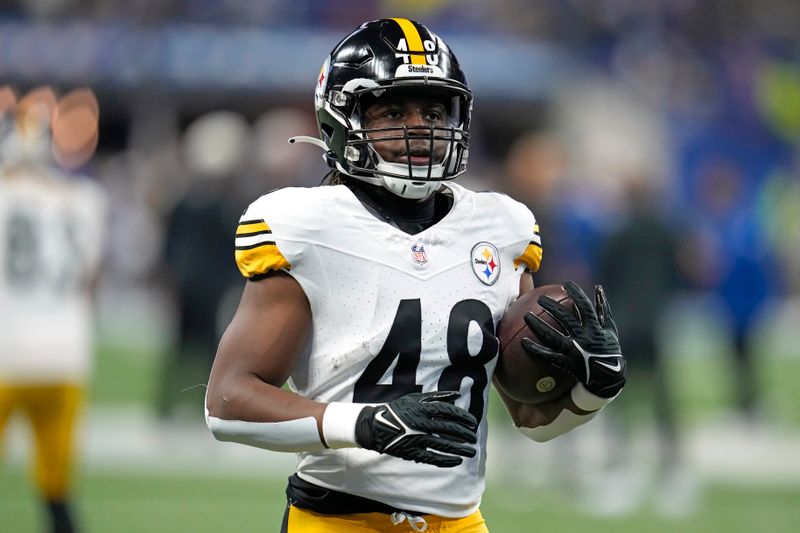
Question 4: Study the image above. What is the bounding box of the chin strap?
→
[288,136,329,151]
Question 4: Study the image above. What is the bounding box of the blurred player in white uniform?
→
[0,89,106,533]
[205,19,627,532]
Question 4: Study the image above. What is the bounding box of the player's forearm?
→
[516,407,600,442]
[497,381,615,442]
[205,373,330,452]
[206,374,479,463]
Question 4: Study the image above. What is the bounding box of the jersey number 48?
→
[353,299,498,424]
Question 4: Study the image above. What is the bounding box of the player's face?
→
[362,94,449,167]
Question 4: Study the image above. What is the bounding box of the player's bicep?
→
[519,271,534,296]
[208,271,311,401]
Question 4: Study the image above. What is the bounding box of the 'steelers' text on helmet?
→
[314,18,473,199]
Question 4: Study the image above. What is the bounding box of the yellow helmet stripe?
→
[391,18,428,65]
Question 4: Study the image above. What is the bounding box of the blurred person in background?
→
[597,173,690,514]
[689,157,780,422]
[0,87,106,533]
[158,111,250,419]
[205,18,626,532]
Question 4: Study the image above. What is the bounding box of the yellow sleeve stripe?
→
[392,18,428,65]
[514,242,543,272]
[534,224,540,235]
[237,220,270,236]
[235,244,291,277]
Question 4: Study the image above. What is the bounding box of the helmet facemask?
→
[322,79,471,199]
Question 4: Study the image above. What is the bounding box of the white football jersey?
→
[0,165,107,382]
[235,183,541,517]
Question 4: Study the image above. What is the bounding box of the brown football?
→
[494,284,577,404]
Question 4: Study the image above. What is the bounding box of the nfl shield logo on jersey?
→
[411,242,428,264]
[471,242,500,285]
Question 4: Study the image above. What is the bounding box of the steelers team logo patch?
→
[471,242,500,285]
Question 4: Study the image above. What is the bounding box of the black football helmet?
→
[298,18,472,199]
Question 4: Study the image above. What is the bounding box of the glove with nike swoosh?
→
[354,391,478,468]
[522,280,627,399]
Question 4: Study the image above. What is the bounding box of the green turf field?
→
[2,468,799,533]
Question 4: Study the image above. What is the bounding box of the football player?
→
[0,90,107,533]
[205,19,626,532]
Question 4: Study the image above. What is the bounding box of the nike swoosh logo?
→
[375,410,401,432]
[595,359,622,372]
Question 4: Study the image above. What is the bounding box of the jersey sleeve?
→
[234,189,305,278]
[234,217,291,278]
[513,222,542,272]
[495,193,542,273]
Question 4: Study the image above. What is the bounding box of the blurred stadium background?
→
[2,1,800,532]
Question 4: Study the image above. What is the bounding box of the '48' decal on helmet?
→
[395,38,438,65]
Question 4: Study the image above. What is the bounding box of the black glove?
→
[522,281,626,398]
[355,391,478,468]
